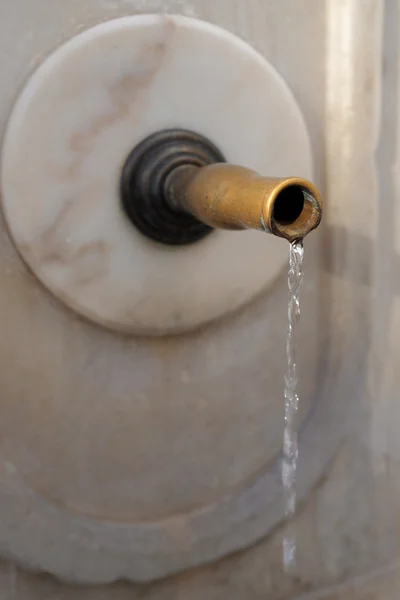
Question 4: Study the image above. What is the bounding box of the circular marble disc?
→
[1,14,313,335]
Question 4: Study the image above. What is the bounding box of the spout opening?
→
[272,186,304,226]
[270,183,322,242]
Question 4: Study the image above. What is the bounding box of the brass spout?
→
[165,164,322,243]
[121,129,323,245]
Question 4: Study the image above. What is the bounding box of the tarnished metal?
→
[121,129,322,245]
[120,129,224,245]
[167,163,323,243]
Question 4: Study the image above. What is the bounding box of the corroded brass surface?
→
[167,163,323,243]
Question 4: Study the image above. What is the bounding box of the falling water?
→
[282,239,304,570]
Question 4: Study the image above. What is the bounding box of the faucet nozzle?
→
[121,129,322,245]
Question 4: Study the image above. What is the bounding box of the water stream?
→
[282,239,304,570]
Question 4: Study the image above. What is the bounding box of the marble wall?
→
[0,0,399,598]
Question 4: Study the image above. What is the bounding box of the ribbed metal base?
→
[120,129,225,245]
